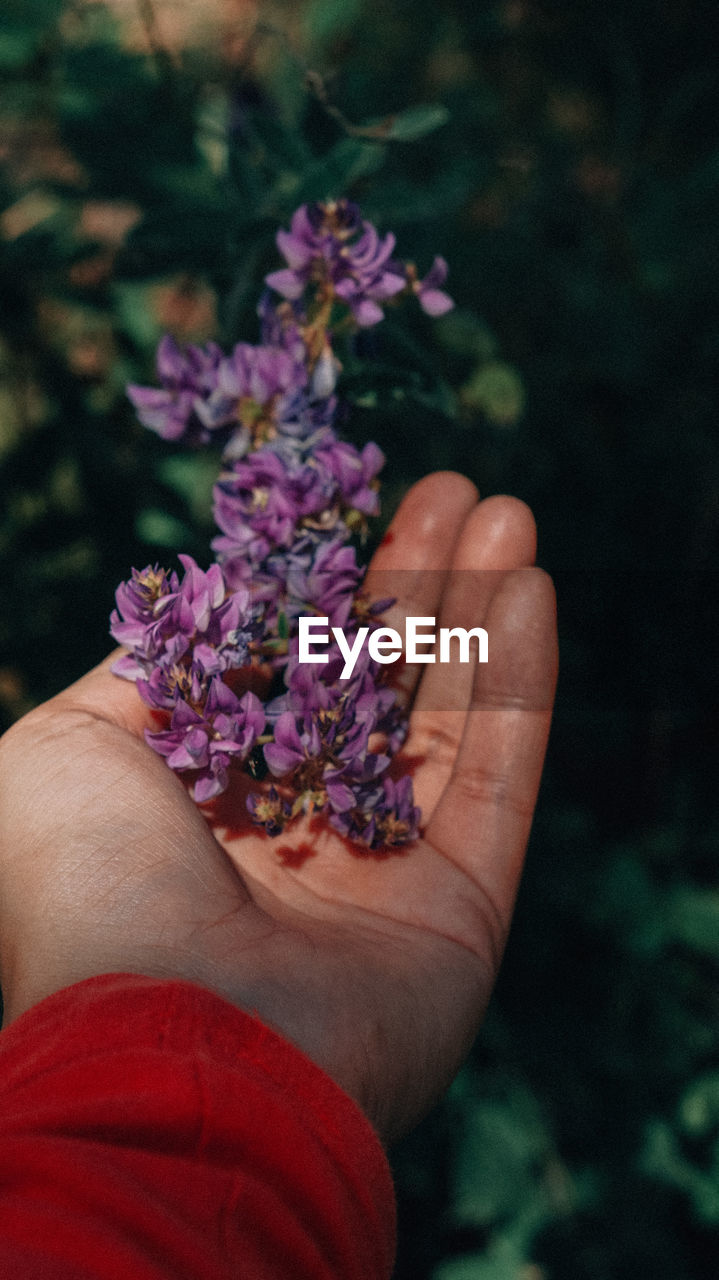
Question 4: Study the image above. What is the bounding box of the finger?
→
[402,496,538,815]
[364,471,478,705]
[368,471,479,575]
[425,567,557,968]
[412,494,537,716]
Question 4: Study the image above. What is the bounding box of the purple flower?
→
[266,200,406,327]
[257,293,307,358]
[212,438,379,608]
[285,538,364,628]
[263,690,374,790]
[213,451,331,554]
[110,564,188,680]
[128,331,336,457]
[110,564,179,661]
[328,774,420,849]
[262,656,399,824]
[247,785,292,837]
[171,555,224,630]
[259,295,343,413]
[110,557,254,690]
[314,438,384,516]
[269,646,357,720]
[127,336,224,445]
[196,342,312,456]
[264,710,318,777]
[145,680,265,803]
[410,256,454,317]
[211,502,273,588]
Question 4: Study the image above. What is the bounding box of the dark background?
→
[1,2,718,1275]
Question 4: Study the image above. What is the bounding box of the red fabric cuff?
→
[0,974,396,1279]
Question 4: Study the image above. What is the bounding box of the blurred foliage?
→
[1,1,718,1276]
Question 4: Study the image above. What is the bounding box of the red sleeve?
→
[0,974,396,1280]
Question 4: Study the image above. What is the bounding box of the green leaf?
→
[377,103,450,142]
[112,282,163,350]
[432,1244,531,1280]
[679,1072,719,1136]
[451,1094,550,1228]
[151,164,226,204]
[642,1115,719,1225]
[0,28,36,69]
[461,362,526,428]
[135,509,191,548]
[665,888,719,959]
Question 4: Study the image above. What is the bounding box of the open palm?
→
[0,473,556,1143]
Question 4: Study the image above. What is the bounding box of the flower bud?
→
[311,344,340,399]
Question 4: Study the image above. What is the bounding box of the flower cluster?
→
[112,199,452,849]
[110,557,261,801]
[266,200,453,326]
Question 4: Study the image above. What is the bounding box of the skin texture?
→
[0,473,557,1144]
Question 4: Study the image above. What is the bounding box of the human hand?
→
[0,472,557,1143]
